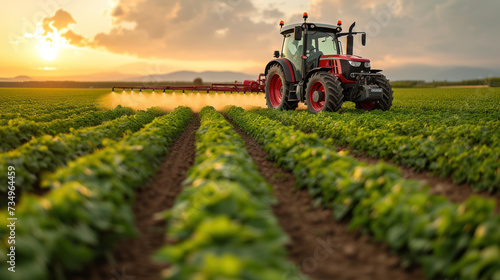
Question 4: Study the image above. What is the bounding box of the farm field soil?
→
[231,121,424,280]
[1,87,500,279]
[337,147,500,213]
[226,104,500,280]
[73,116,200,280]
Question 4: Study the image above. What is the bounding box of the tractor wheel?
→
[265,65,298,110]
[305,72,343,113]
[355,76,393,111]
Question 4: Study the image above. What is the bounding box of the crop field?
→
[0,87,500,280]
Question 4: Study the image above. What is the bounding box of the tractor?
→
[264,13,393,113]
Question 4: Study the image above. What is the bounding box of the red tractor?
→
[265,13,393,113]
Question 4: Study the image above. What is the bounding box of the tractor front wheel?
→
[265,65,298,110]
[305,72,343,113]
[355,76,393,111]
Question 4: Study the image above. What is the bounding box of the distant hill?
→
[126,71,256,83]
[0,75,33,82]
[0,70,257,84]
[384,65,500,82]
[34,72,138,82]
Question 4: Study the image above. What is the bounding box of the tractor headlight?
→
[364,62,371,68]
[348,61,362,67]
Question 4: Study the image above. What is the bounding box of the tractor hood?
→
[318,54,372,82]
[320,54,370,62]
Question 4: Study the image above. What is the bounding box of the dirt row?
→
[73,115,200,280]
[336,147,500,213]
[73,112,495,280]
[230,123,423,280]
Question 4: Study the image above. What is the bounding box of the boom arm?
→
[112,74,266,93]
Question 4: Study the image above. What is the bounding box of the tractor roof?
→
[281,23,342,35]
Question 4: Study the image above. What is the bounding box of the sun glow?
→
[37,39,59,60]
[35,30,67,61]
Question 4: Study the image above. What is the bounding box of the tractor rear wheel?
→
[355,76,393,111]
[305,72,343,113]
[265,65,298,110]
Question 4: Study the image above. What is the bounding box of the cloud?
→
[90,0,282,63]
[61,30,88,47]
[304,0,500,68]
[33,9,90,49]
[262,8,285,20]
[41,9,77,35]
[111,6,125,17]
[30,1,500,75]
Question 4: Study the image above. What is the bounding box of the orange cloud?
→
[89,0,282,62]
[37,9,89,48]
[41,9,76,35]
[61,30,88,47]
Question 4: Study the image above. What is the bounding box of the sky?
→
[1,0,499,80]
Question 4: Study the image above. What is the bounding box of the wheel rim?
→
[269,74,283,107]
[359,101,376,110]
[309,81,325,111]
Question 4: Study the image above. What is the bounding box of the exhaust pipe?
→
[346,22,355,55]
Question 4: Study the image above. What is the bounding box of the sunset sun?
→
[36,33,66,61]
[37,40,58,61]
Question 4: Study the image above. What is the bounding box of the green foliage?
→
[0,105,134,152]
[0,105,100,124]
[154,106,300,280]
[391,78,500,88]
[226,106,500,280]
[0,88,107,118]
[253,88,500,191]
[0,106,192,280]
[0,108,164,194]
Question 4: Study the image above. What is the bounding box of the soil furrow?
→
[73,114,200,280]
[336,147,500,213]
[229,120,424,280]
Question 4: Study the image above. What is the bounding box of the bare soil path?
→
[230,121,424,280]
[73,114,200,280]
[338,148,500,213]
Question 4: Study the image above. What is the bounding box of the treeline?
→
[391,77,500,88]
[0,80,210,89]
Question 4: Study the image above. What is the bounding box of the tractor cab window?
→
[282,33,303,79]
[305,32,338,71]
[315,32,338,55]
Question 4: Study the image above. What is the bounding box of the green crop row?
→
[0,105,100,125]
[0,106,134,152]
[226,106,500,280]
[0,89,106,116]
[253,108,500,149]
[388,88,500,114]
[253,109,500,192]
[0,106,192,280]
[153,106,299,280]
[0,107,164,195]
[0,104,96,119]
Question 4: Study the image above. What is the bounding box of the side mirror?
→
[294,26,302,41]
[362,33,366,46]
[273,50,280,58]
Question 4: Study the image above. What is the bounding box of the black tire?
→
[355,76,393,111]
[305,72,343,113]
[265,65,298,110]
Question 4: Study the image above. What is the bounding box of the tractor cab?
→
[265,13,393,113]
[281,23,342,79]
